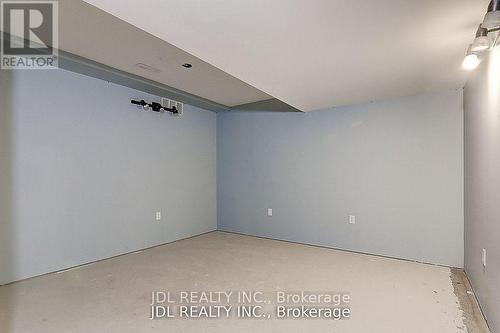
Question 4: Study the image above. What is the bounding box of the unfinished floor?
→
[0,232,489,333]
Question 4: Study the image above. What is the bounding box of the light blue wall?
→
[0,67,466,285]
[0,69,217,285]
[464,48,500,333]
[217,90,464,267]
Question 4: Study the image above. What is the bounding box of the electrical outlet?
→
[348,215,356,224]
[155,211,162,221]
[482,249,487,268]
[267,208,273,217]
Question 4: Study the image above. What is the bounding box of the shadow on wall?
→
[0,70,16,332]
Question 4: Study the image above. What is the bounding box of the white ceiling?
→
[84,0,488,111]
[58,0,271,107]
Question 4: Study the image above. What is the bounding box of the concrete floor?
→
[0,231,489,333]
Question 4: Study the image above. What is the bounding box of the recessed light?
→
[182,63,193,69]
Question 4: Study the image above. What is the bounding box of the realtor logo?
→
[1,0,58,69]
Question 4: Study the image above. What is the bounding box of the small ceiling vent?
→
[135,63,161,73]
[161,97,184,116]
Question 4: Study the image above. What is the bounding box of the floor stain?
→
[450,268,490,333]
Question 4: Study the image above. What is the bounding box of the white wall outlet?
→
[348,215,356,224]
[155,211,162,221]
[482,248,487,268]
[267,208,273,217]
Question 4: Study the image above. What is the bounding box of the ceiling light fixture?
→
[463,1,500,70]
[131,99,179,114]
[182,63,193,69]
[483,0,500,29]
[470,25,490,52]
[462,46,480,70]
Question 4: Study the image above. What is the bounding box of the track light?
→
[130,99,179,114]
[130,99,149,110]
[463,1,500,70]
[463,54,480,70]
[483,0,500,29]
[462,46,480,70]
[470,25,490,52]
